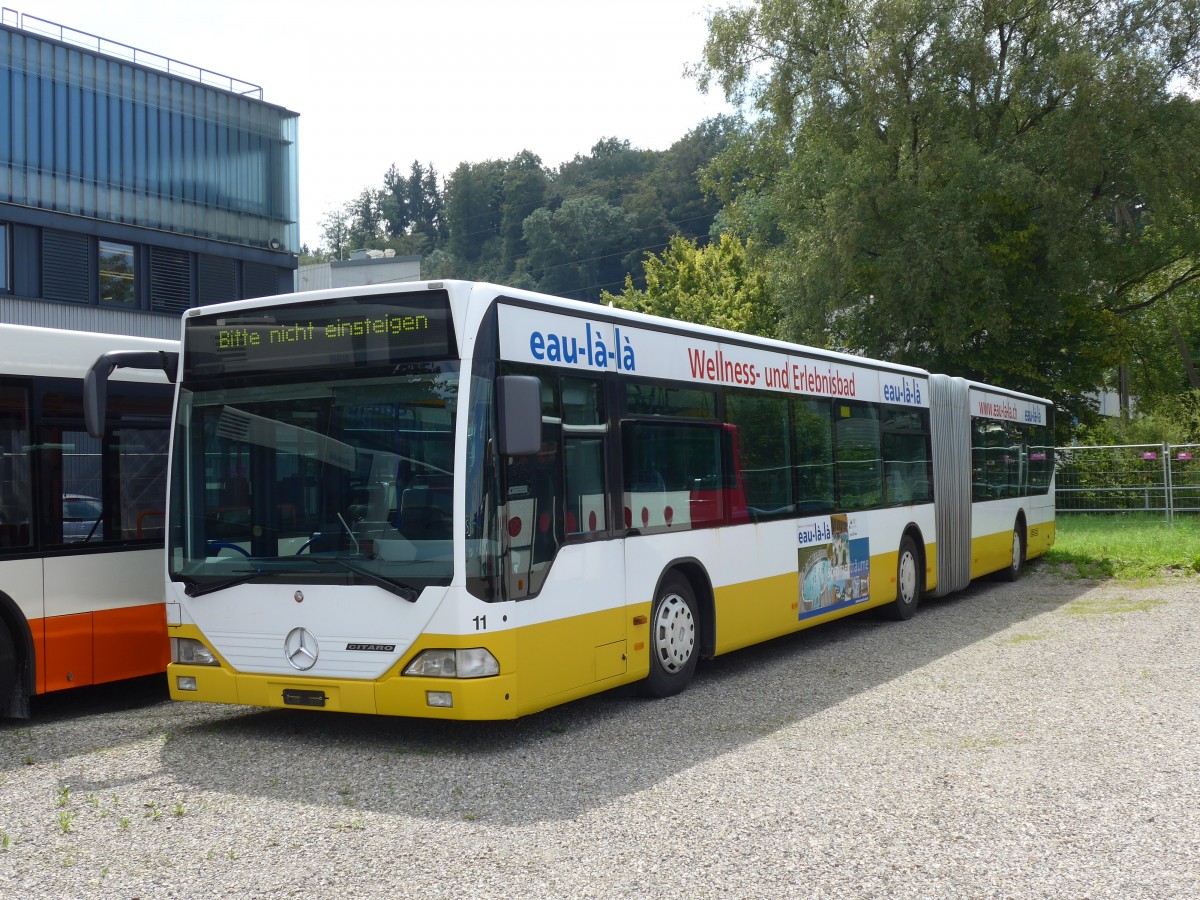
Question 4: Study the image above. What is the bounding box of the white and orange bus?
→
[0,325,174,717]
[86,281,1054,719]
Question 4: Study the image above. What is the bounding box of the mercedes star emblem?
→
[284,627,319,670]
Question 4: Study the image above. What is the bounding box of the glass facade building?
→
[0,15,299,337]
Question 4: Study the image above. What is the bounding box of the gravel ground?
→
[1,563,1197,899]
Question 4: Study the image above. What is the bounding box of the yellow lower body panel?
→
[972,520,1055,579]
[168,620,623,720]
[711,542,935,656]
[1027,520,1056,557]
[166,536,949,720]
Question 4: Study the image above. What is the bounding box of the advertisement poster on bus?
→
[497,304,929,408]
[797,514,870,619]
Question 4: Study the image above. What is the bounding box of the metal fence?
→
[1054,443,1200,523]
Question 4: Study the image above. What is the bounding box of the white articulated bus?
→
[0,325,174,717]
[86,281,1055,719]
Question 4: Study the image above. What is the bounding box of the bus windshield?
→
[169,362,458,597]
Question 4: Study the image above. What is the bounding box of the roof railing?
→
[1,7,264,99]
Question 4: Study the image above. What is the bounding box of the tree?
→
[345,188,384,250]
[603,234,777,336]
[523,196,637,300]
[319,206,351,261]
[444,160,505,264]
[698,0,1200,429]
[500,151,548,270]
[403,162,446,245]
[380,163,409,237]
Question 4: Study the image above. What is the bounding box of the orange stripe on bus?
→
[32,604,168,695]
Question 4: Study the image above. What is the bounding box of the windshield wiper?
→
[178,558,420,602]
[326,558,419,602]
[179,569,269,598]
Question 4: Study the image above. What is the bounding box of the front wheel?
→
[998,524,1025,582]
[638,573,699,698]
[882,535,920,621]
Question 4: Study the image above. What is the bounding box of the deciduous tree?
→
[699,0,1200,425]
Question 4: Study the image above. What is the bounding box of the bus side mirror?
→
[83,362,111,440]
[84,350,179,439]
[496,375,542,457]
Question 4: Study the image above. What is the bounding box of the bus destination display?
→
[185,292,454,378]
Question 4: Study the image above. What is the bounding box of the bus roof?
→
[183,279,932,380]
[0,324,176,382]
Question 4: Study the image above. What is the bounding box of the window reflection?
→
[99,241,136,306]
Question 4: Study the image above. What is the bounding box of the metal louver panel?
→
[198,256,238,306]
[149,247,192,313]
[243,262,281,299]
[42,231,90,303]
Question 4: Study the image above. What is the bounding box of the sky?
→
[20,0,737,250]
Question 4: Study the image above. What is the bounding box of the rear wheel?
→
[639,573,699,698]
[998,524,1025,582]
[882,535,920,621]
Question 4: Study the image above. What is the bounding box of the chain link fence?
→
[1055,443,1200,523]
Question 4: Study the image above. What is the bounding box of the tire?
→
[882,535,920,621]
[998,523,1025,582]
[638,573,700,698]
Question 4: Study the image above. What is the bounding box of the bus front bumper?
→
[167,662,521,720]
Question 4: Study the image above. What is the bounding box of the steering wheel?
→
[206,541,251,557]
[295,534,322,555]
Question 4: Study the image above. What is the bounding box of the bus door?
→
[506,372,626,704]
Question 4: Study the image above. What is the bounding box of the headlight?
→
[172,637,219,666]
[403,648,499,678]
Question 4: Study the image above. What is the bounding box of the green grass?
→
[1045,514,1200,579]
[1063,596,1168,615]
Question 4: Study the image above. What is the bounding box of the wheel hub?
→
[653,594,695,672]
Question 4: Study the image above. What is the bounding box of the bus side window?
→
[881,405,931,506]
[726,391,794,519]
[792,399,835,512]
[834,404,882,510]
[622,421,728,532]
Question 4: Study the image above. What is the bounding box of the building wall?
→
[0,25,298,251]
[0,18,299,336]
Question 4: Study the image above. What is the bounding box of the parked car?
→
[62,494,103,543]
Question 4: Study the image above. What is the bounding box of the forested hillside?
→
[309,119,737,303]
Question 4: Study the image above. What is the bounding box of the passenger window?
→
[972,419,1016,500]
[881,404,931,505]
[622,421,729,532]
[882,433,931,504]
[792,398,834,512]
[834,404,882,510]
[625,382,716,418]
[41,388,169,546]
[727,391,794,519]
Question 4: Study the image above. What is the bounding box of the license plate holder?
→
[282,689,326,708]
